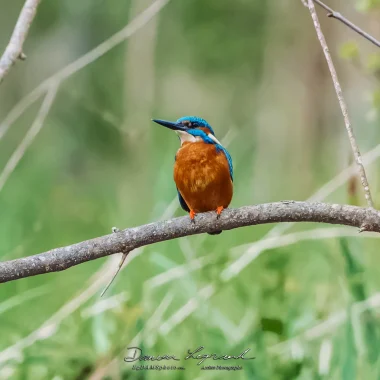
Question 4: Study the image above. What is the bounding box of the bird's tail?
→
[208,230,222,235]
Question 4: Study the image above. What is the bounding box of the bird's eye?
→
[188,122,192,127]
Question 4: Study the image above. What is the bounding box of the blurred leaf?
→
[356,0,380,11]
[2,0,380,378]
[340,239,380,364]
[340,239,365,301]
[367,53,380,74]
[339,41,359,61]
[149,252,179,271]
[372,88,380,109]
[260,317,284,336]
[341,313,357,380]
[92,314,111,355]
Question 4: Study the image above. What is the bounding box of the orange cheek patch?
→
[198,127,210,135]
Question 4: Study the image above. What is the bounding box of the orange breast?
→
[174,142,233,213]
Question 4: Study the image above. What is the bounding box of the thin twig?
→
[306,0,374,209]
[159,227,380,337]
[222,226,371,281]
[1,201,380,283]
[269,290,380,355]
[0,174,185,365]
[100,132,236,296]
[0,0,171,142]
[93,227,380,374]
[0,0,42,83]
[0,267,111,365]
[226,143,380,276]
[159,285,215,335]
[312,0,380,48]
[4,138,380,366]
[97,225,377,371]
[100,227,129,297]
[0,0,171,364]
[227,3,380,281]
[0,82,59,193]
[181,140,380,287]
[100,255,127,297]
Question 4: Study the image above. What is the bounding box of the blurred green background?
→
[1,0,380,379]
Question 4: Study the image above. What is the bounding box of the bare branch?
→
[306,0,374,208]
[0,0,171,142]
[0,0,42,84]
[313,0,380,48]
[100,227,128,297]
[0,201,380,283]
[0,82,59,193]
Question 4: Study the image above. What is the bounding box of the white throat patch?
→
[176,130,224,147]
[176,130,202,145]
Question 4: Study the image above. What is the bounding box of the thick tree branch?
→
[0,0,42,84]
[0,201,380,284]
[306,0,374,209]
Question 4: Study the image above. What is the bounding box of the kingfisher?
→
[152,116,233,235]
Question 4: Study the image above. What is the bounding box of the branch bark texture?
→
[0,0,41,83]
[306,0,374,208]
[313,0,380,48]
[1,201,380,284]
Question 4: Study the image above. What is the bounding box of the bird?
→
[152,116,233,235]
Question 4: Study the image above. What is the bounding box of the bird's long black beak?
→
[152,119,186,131]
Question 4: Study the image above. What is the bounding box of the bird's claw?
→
[190,210,196,224]
[216,206,224,219]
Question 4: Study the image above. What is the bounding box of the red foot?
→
[189,210,196,223]
[216,206,224,219]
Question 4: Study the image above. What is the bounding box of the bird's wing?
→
[216,145,233,182]
[174,153,190,212]
[201,131,233,182]
[177,188,190,212]
[221,146,233,181]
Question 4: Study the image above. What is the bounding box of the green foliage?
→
[0,0,380,379]
[339,41,360,61]
[367,53,380,75]
[356,0,380,12]
[372,88,380,109]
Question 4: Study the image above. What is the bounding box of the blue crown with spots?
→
[176,116,215,136]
